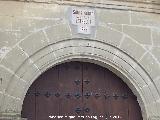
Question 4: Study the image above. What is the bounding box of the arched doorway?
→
[21,61,142,120]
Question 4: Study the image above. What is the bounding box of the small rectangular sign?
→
[71,8,95,26]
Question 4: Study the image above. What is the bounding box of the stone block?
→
[123,25,151,45]
[147,102,160,117]
[95,26,123,47]
[54,46,74,59]
[151,47,160,63]
[120,36,146,61]
[19,31,48,56]
[152,29,160,46]
[147,83,160,102]
[139,53,160,80]
[0,16,12,30]
[5,77,27,100]
[11,17,37,40]
[0,1,24,16]
[31,45,53,62]
[93,45,116,60]
[24,3,65,19]
[98,9,130,24]
[0,31,19,48]
[20,63,40,85]
[45,24,72,44]
[131,12,160,28]
[34,51,56,69]
[0,92,4,110]
[113,51,137,72]
[0,66,13,92]
[129,68,149,88]
[107,23,123,32]
[0,94,22,112]
[0,112,23,120]
[141,85,155,105]
[154,78,160,95]
[1,46,28,72]
[4,79,27,100]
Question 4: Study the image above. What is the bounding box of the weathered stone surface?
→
[131,12,160,28]
[147,83,160,103]
[0,16,12,30]
[34,50,56,69]
[0,92,4,110]
[23,3,65,18]
[139,53,160,80]
[45,24,72,43]
[152,29,160,46]
[151,47,160,63]
[0,112,23,120]
[6,77,27,100]
[0,94,22,112]
[0,1,24,16]
[1,46,27,72]
[149,116,160,120]
[95,26,123,47]
[0,0,160,119]
[129,68,147,88]
[107,23,123,32]
[0,66,13,92]
[31,45,52,61]
[19,31,48,56]
[123,25,151,45]
[120,36,146,60]
[0,31,19,48]
[141,85,155,105]
[19,64,40,85]
[113,51,137,71]
[154,78,160,95]
[98,9,130,24]
[133,64,152,85]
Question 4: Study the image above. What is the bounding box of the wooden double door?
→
[22,62,142,120]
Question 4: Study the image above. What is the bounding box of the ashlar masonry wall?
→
[0,0,160,120]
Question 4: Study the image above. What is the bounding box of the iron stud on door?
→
[45,91,51,98]
[35,91,40,97]
[95,93,100,99]
[121,93,128,99]
[65,93,72,99]
[84,80,90,84]
[75,92,81,99]
[104,94,110,100]
[113,93,119,100]
[84,92,91,99]
[75,107,82,114]
[74,80,81,85]
[55,92,60,97]
[84,108,90,113]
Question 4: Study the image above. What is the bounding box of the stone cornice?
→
[0,0,160,14]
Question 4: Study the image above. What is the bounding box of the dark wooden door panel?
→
[107,71,129,120]
[22,62,143,120]
[21,85,36,120]
[83,63,109,120]
[128,95,143,120]
[58,62,83,120]
[35,66,59,120]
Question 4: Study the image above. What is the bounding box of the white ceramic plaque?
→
[71,7,95,34]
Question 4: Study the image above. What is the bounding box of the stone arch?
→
[0,18,159,119]
[1,38,159,119]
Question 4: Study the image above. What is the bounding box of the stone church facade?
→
[0,0,160,119]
